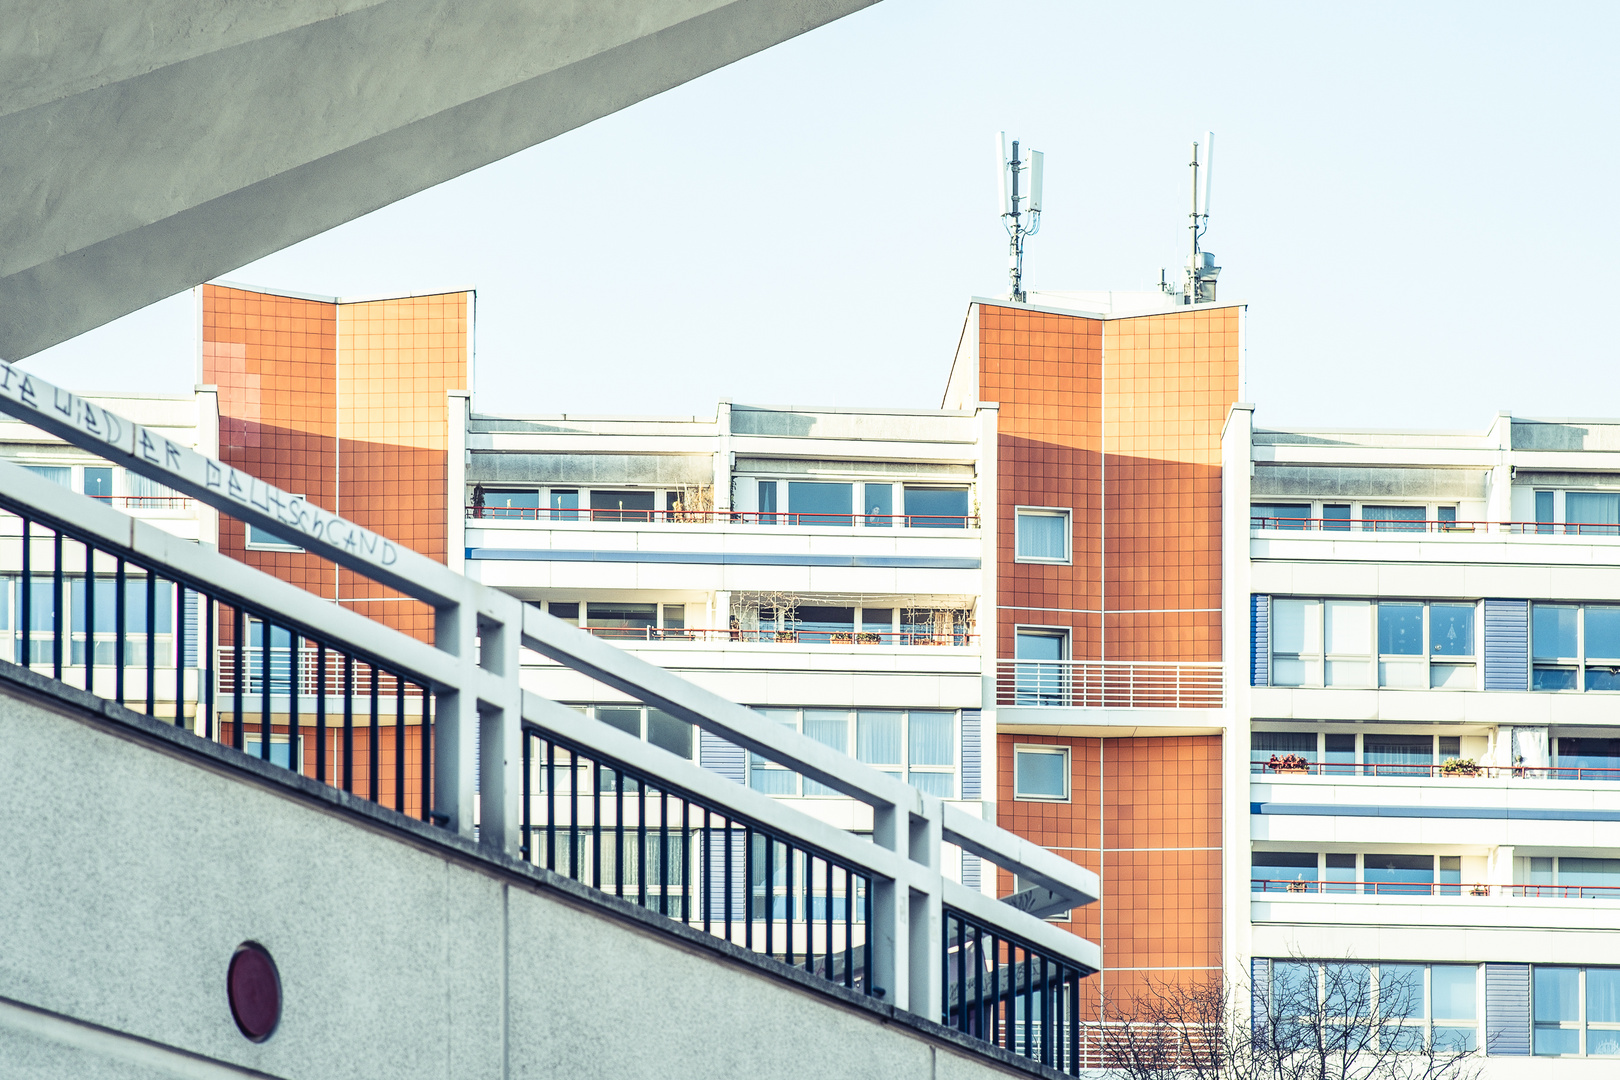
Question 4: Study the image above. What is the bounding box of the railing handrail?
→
[1252,757,1620,781]
[1252,879,1620,899]
[573,626,978,646]
[997,658,1223,669]
[993,657,1225,709]
[1251,516,1620,536]
[467,506,980,528]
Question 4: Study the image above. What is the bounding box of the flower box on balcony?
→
[1441,757,1482,778]
[1469,885,1490,897]
[829,633,855,644]
[856,633,881,645]
[1285,880,1310,893]
[1266,754,1312,775]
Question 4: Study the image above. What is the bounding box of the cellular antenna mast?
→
[1181,131,1220,304]
[996,133,1043,303]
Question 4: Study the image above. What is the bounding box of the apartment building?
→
[7,279,1617,1074]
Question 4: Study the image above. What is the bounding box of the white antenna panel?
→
[1027,150,1044,213]
[996,131,1011,215]
[1199,131,1214,217]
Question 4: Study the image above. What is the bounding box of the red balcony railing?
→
[468,506,978,528]
[1252,758,1620,782]
[1253,879,1620,899]
[574,626,977,647]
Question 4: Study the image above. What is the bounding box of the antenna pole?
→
[999,136,1042,304]
[1187,141,1200,305]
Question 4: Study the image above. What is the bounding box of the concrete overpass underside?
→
[0,662,1048,1080]
[0,0,875,360]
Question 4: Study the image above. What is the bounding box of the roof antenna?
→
[1182,132,1220,304]
[996,133,1043,303]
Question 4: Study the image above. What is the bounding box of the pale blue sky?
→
[23,0,1620,430]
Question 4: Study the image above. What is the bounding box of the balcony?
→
[1253,759,1620,782]
[469,506,979,529]
[579,626,976,647]
[1251,880,1620,934]
[994,659,1223,709]
[1252,516,1619,537]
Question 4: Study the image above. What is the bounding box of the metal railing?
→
[0,493,438,819]
[520,720,875,993]
[576,626,976,647]
[943,907,1088,1073]
[1252,516,1620,537]
[1253,879,1620,899]
[0,362,1100,1063]
[995,659,1224,709]
[1253,758,1620,782]
[469,506,978,529]
[91,495,193,510]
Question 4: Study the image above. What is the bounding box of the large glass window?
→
[787,482,852,527]
[856,711,902,779]
[1252,851,1317,891]
[903,487,969,528]
[1013,746,1068,801]
[862,481,894,526]
[1531,603,1620,691]
[548,489,579,521]
[1015,508,1070,562]
[1557,737,1620,775]
[585,602,657,639]
[793,605,855,643]
[1364,735,1433,777]
[800,710,849,796]
[1324,601,1371,687]
[1271,599,1477,690]
[21,464,70,487]
[1271,598,1322,687]
[83,466,113,500]
[1429,603,1476,691]
[1431,965,1478,1052]
[1590,969,1620,1056]
[1251,503,1311,530]
[907,711,955,796]
[1377,602,1424,688]
[589,489,654,523]
[1566,492,1620,536]
[748,709,800,795]
[1362,505,1426,532]
[1363,853,1434,895]
[1536,968,1581,1055]
[1257,961,1476,1053]
[482,489,539,516]
[1013,628,1067,705]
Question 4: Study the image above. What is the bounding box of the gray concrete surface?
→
[0,0,876,360]
[0,669,1062,1080]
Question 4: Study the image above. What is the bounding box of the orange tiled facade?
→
[978,302,1240,1011]
[202,284,468,641]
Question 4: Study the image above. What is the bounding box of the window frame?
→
[1269,598,1479,691]
[245,493,307,552]
[1531,602,1620,693]
[1014,505,1072,565]
[744,707,959,799]
[1012,743,1071,802]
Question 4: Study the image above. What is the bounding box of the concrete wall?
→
[0,666,1055,1080]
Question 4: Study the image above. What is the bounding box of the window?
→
[757,481,777,525]
[1537,968,1581,1055]
[21,464,71,487]
[1013,745,1069,801]
[246,492,305,551]
[548,489,579,521]
[1271,599,1476,689]
[746,707,958,798]
[1536,490,1556,534]
[862,481,894,526]
[1251,503,1312,529]
[482,489,539,517]
[1364,735,1432,777]
[1532,602,1620,691]
[589,489,654,523]
[588,705,693,760]
[1323,504,1351,531]
[1256,960,1477,1053]
[1364,853,1434,895]
[1015,507,1070,563]
[1557,737,1620,774]
[793,605,855,643]
[1566,492,1620,536]
[1362,505,1426,532]
[1013,628,1067,705]
[1252,852,1317,891]
[584,602,657,639]
[83,467,113,500]
[547,601,579,626]
[127,472,180,510]
[904,486,969,528]
[1251,731,1316,773]
[786,482,852,527]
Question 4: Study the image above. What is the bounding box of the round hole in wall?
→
[226,942,281,1042]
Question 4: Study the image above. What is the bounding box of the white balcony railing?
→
[995,659,1224,709]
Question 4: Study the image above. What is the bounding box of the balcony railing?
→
[578,626,976,647]
[1253,758,1620,782]
[0,368,1100,1072]
[995,659,1224,709]
[1253,880,1620,899]
[91,495,194,510]
[1252,516,1620,536]
[468,506,978,529]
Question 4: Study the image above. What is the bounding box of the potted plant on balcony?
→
[1441,757,1482,778]
[1469,884,1490,896]
[830,632,855,644]
[1266,753,1311,775]
[1285,877,1310,893]
[856,632,881,645]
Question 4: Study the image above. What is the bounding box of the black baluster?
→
[316,643,326,786]
[420,684,432,821]
[144,572,155,715]
[342,653,353,792]
[259,619,271,760]
[52,530,62,682]
[368,662,378,801]
[83,543,95,694]
[232,606,244,751]
[520,732,531,863]
[19,519,30,673]
[203,596,214,740]
[394,673,404,811]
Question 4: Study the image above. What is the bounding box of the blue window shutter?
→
[1485,963,1531,1055]
[1484,600,1529,691]
[960,710,981,799]
[1251,595,1270,687]
[700,729,746,784]
[1251,958,1271,1033]
[960,852,981,890]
